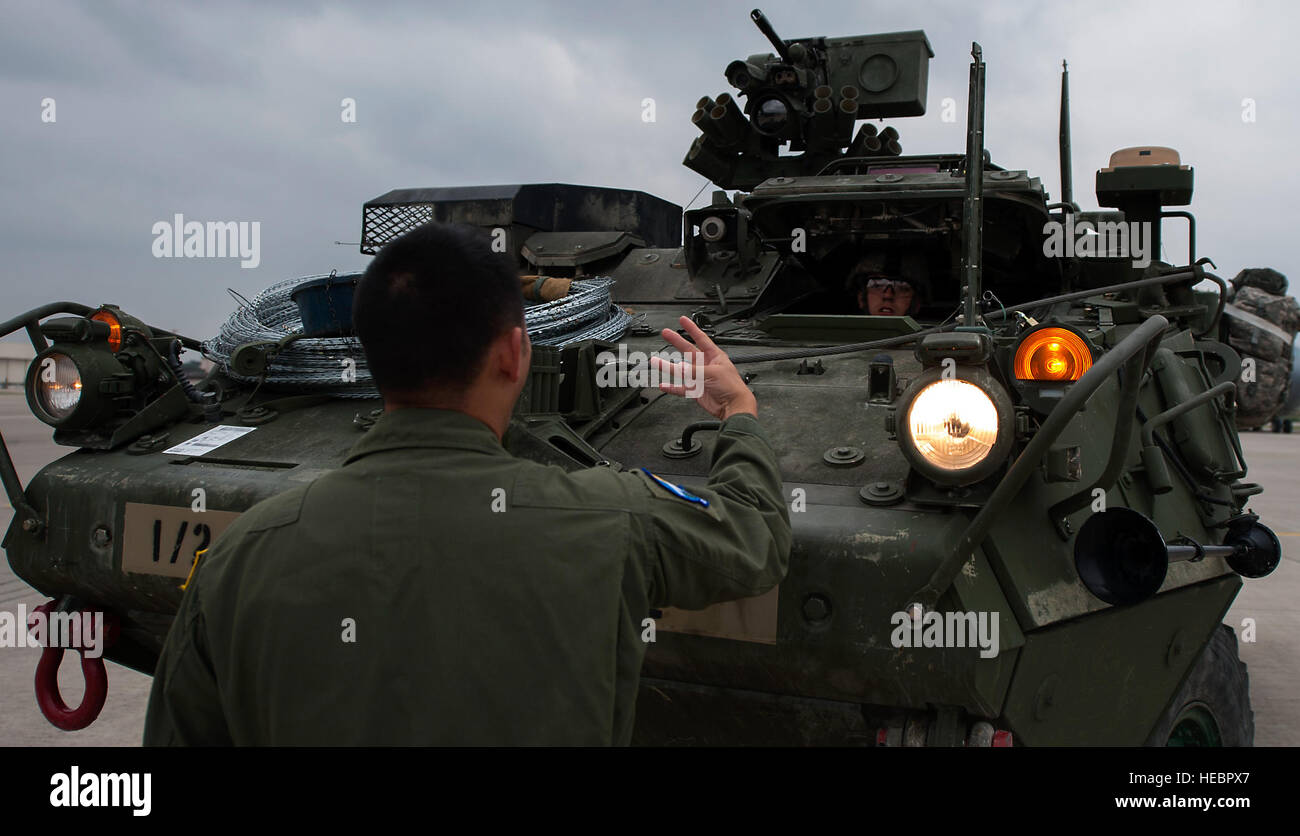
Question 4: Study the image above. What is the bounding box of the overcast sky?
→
[1,0,1296,343]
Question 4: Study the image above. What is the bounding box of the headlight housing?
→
[1008,323,1099,416]
[896,366,1014,486]
[20,308,195,449]
[26,344,123,430]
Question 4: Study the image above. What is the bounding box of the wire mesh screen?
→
[360,203,435,254]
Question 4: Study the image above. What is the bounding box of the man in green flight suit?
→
[144,221,792,745]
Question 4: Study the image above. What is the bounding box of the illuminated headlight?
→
[908,380,999,469]
[26,345,121,430]
[897,368,1014,486]
[32,353,83,420]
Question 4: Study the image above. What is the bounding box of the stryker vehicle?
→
[1,9,1283,745]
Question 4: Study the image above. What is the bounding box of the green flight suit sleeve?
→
[142,551,233,746]
[633,412,793,610]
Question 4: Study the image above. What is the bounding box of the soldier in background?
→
[144,221,792,746]
[847,253,925,316]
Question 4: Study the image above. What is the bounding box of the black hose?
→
[166,340,207,404]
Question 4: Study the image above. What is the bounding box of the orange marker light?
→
[1014,327,1092,382]
[90,310,122,352]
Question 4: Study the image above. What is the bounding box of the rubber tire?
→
[1146,624,1254,746]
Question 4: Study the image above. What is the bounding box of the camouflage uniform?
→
[1226,269,1300,428]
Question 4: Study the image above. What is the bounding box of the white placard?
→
[161,425,257,456]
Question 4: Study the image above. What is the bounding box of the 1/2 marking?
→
[122,502,241,579]
[151,519,211,564]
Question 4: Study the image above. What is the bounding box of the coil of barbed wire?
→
[203,274,631,397]
[525,278,632,346]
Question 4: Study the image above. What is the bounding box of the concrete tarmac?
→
[1225,428,1300,745]
[0,391,1296,745]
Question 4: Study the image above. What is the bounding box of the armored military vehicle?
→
[1,9,1282,745]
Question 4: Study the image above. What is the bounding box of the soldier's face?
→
[862,278,914,316]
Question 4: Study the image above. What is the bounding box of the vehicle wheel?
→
[1145,624,1253,746]
[1285,419,1293,434]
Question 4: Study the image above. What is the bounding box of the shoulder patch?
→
[639,468,710,508]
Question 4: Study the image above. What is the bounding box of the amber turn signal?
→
[1014,327,1092,382]
[90,310,122,352]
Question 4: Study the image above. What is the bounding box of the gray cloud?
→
[1,0,1296,343]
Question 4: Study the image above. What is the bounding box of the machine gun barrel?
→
[750,8,792,63]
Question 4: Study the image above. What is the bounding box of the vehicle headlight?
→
[26,341,123,431]
[22,310,191,447]
[32,353,83,420]
[907,380,1000,470]
[897,367,1014,486]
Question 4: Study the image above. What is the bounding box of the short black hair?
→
[354,222,524,396]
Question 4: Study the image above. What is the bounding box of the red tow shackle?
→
[27,600,121,731]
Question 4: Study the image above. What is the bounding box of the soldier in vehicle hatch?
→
[847,253,925,317]
[144,221,793,746]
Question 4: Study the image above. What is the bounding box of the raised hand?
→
[650,316,758,421]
